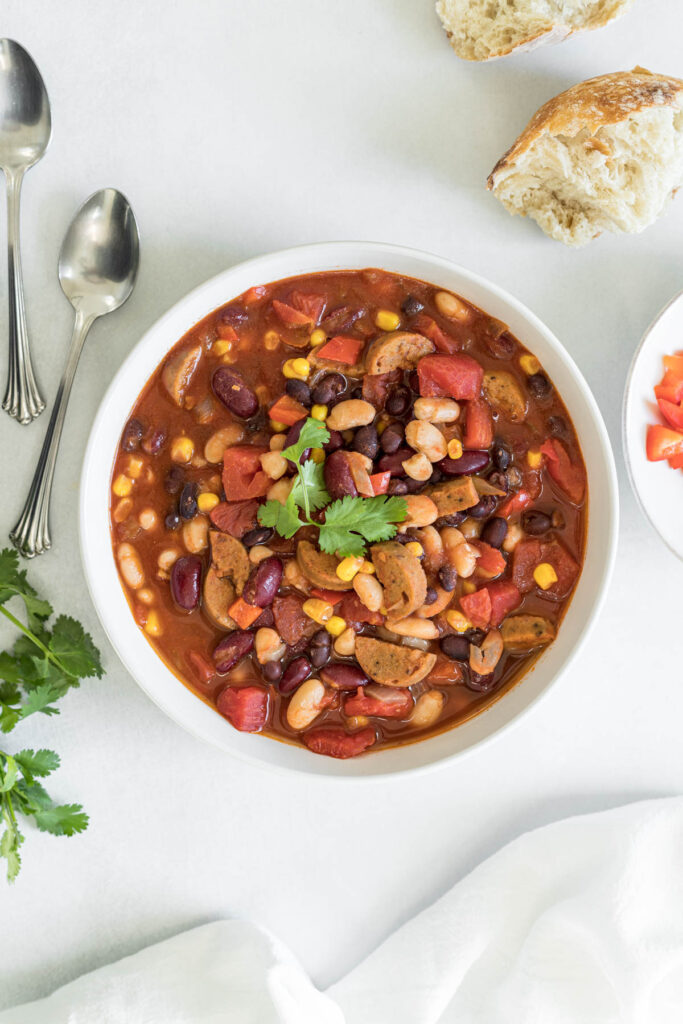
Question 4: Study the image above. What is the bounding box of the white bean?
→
[326,399,375,431]
[398,494,439,531]
[182,516,209,553]
[413,397,460,423]
[434,290,471,322]
[118,543,145,589]
[405,420,447,463]
[249,545,274,564]
[204,424,246,463]
[409,690,445,728]
[334,627,356,657]
[138,508,158,531]
[260,450,288,480]
[402,452,432,481]
[452,542,478,578]
[157,547,181,572]
[387,616,439,640]
[254,627,286,664]
[286,678,327,731]
[267,478,293,504]
[460,517,481,540]
[284,559,310,592]
[353,572,384,613]
[270,433,287,451]
[503,523,523,553]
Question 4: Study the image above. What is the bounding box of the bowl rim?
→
[79,239,619,780]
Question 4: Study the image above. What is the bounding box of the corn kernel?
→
[325,616,347,637]
[405,541,424,559]
[310,328,326,346]
[336,556,363,582]
[127,456,144,479]
[302,598,334,624]
[447,610,471,633]
[342,429,354,443]
[213,339,232,357]
[283,358,310,380]
[527,449,543,469]
[171,436,195,464]
[462,580,477,594]
[112,474,133,497]
[269,419,288,432]
[534,563,558,590]
[144,611,163,637]
[310,447,325,464]
[360,560,375,575]
[376,420,387,436]
[520,354,541,376]
[447,438,463,460]
[264,330,280,351]
[311,404,328,421]
[375,309,400,332]
[197,492,220,513]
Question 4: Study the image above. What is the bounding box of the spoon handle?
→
[2,170,45,424]
[10,311,93,557]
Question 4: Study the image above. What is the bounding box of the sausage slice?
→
[296,540,353,591]
[203,567,237,629]
[482,370,527,423]
[355,636,436,687]
[370,541,427,619]
[365,332,434,375]
[161,344,202,406]
[500,614,556,651]
[209,530,250,595]
[425,476,480,517]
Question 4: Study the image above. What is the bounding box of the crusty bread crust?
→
[489,68,683,187]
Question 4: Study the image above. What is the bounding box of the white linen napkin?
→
[4,797,683,1024]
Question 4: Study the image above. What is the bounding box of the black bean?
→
[262,660,282,683]
[388,479,408,495]
[491,443,511,472]
[548,415,568,439]
[468,496,497,520]
[405,477,425,493]
[425,588,438,605]
[351,386,363,400]
[242,527,273,548]
[435,512,466,529]
[352,425,379,460]
[311,373,346,406]
[212,366,259,419]
[164,465,185,495]
[121,418,144,451]
[439,450,490,475]
[466,672,497,693]
[142,427,167,455]
[385,386,412,417]
[481,517,508,548]
[438,565,458,591]
[429,466,443,485]
[164,511,181,531]
[285,379,312,406]
[466,629,486,647]
[487,471,509,493]
[402,295,424,317]
[280,656,312,695]
[179,483,198,520]
[440,635,469,661]
[380,422,405,454]
[527,373,552,400]
[521,510,553,535]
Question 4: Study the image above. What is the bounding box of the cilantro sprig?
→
[258,417,407,556]
[0,549,102,882]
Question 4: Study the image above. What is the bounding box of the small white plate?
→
[624,289,683,560]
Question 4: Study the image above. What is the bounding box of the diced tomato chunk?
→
[216,323,238,342]
[338,591,384,626]
[317,336,364,365]
[459,588,492,630]
[428,657,464,685]
[273,594,311,646]
[272,299,313,326]
[646,424,683,462]
[417,353,484,401]
[210,499,259,538]
[187,650,216,686]
[540,438,586,504]
[243,285,267,305]
[268,394,309,426]
[217,685,269,733]
[369,471,391,495]
[344,686,412,719]
[362,369,401,407]
[512,539,580,601]
[222,446,270,500]
[511,539,543,594]
[657,398,683,432]
[303,726,376,758]
[290,291,325,323]
[413,313,460,354]
[310,588,345,606]
[472,541,506,580]
[483,581,522,626]
[463,399,494,450]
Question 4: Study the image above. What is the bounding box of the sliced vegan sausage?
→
[483,370,527,423]
[500,614,556,650]
[355,636,436,687]
[296,539,353,591]
[203,567,237,629]
[161,344,202,406]
[370,541,427,619]
[209,530,251,595]
[425,476,480,517]
[365,331,434,375]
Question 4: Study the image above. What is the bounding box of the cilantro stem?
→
[0,606,72,678]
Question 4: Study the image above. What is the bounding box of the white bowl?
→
[80,241,618,779]
[623,289,683,560]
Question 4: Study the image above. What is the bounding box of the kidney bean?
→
[405,477,425,493]
[439,450,490,475]
[408,371,420,394]
[438,565,458,591]
[262,660,283,683]
[352,425,379,460]
[324,450,358,500]
[527,373,552,400]
[481,516,508,548]
[320,663,368,691]
[522,510,553,535]
[280,656,312,695]
[243,526,273,548]
[402,295,424,317]
[491,443,511,472]
[486,331,516,359]
[429,466,443,485]
[466,671,497,693]
[388,479,408,495]
[468,495,497,520]
[385,385,412,417]
[213,630,254,674]
[324,429,344,453]
[164,465,185,494]
[121,418,144,451]
[466,629,487,646]
[312,373,346,407]
[142,427,167,455]
[243,556,283,607]
[310,629,332,669]
[285,379,311,406]
[380,422,405,454]
[219,304,248,328]
[179,482,198,520]
[165,511,181,531]
[441,635,470,661]
[212,366,259,418]
[170,555,202,610]
[377,447,413,477]
[548,415,568,439]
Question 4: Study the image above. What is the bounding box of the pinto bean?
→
[212,366,259,418]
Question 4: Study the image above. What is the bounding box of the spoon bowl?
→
[0,39,51,170]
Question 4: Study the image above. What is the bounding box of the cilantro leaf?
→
[281,418,329,465]
[258,497,303,539]
[290,460,330,512]
[14,749,60,782]
[319,495,408,556]
[257,501,283,528]
[49,616,103,680]
[0,549,53,632]
[0,817,23,883]
[33,804,89,837]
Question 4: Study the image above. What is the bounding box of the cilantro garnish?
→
[0,549,102,882]
[258,417,407,556]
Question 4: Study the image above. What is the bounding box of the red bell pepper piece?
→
[369,471,391,495]
[272,299,313,326]
[317,335,364,365]
[472,541,506,580]
[290,291,325,323]
[657,398,683,432]
[413,314,460,354]
[646,424,683,462]
[482,581,522,626]
[268,394,309,426]
[310,588,345,606]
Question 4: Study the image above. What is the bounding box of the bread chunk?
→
[488,68,683,247]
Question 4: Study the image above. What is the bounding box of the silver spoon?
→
[0,39,51,424]
[10,188,140,557]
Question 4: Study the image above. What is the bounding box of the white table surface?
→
[2,0,682,1009]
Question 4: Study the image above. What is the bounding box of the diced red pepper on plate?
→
[646,424,683,462]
